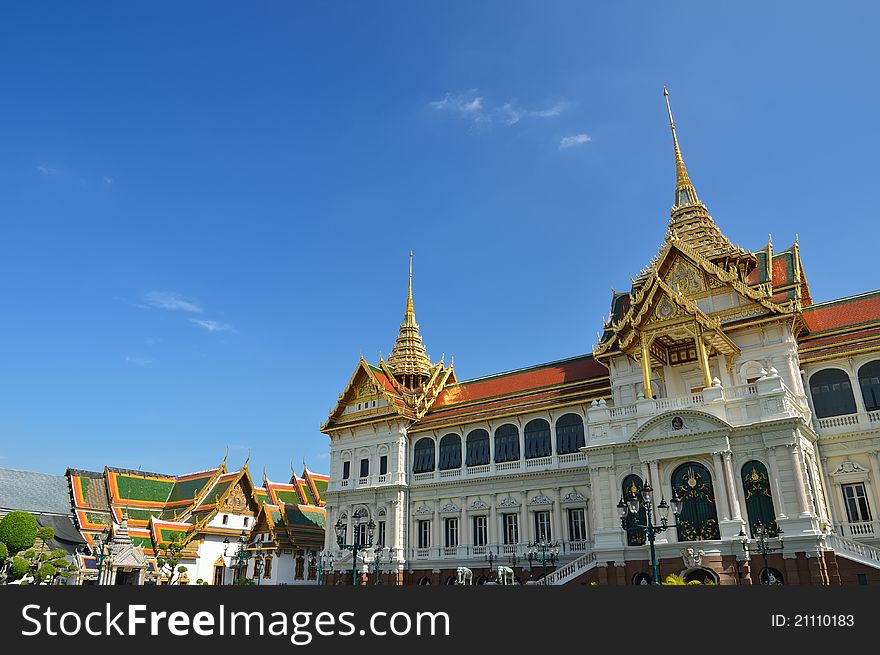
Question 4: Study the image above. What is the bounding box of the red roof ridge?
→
[448,353,599,388]
[802,288,880,311]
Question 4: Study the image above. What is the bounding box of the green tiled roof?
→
[83,511,111,526]
[274,489,300,504]
[125,508,163,522]
[114,473,175,503]
[311,479,328,501]
[284,505,325,529]
[200,479,232,506]
[167,475,214,503]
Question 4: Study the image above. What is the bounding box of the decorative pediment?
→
[831,461,869,476]
[415,505,431,515]
[220,481,255,517]
[440,501,459,513]
[498,496,519,509]
[595,239,796,361]
[528,492,553,506]
[469,498,489,511]
[665,256,706,296]
[561,491,586,504]
[631,410,731,443]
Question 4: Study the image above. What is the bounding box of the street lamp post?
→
[507,553,521,582]
[527,538,560,584]
[372,547,395,585]
[311,551,334,585]
[253,541,265,586]
[232,531,251,585]
[617,483,682,585]
[335,510,375,586]
[739,523,784,585]
[485,547,497,581]
[90,527,111,585]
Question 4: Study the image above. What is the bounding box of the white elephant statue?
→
[455,567,473,585]
[496,565,515,585]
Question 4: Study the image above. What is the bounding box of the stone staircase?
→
[537,551,597,585]
[826,534,880,570]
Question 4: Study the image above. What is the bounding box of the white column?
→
[489,496,498,548]
[712,453,731,521]
[790,444,811,516]
[869,452,880,521]
[604,467,616,528]
[723,451,744,521]
[819,457,837,526]
[520,491,530,546]
[460,499,467,553]
[433,504,441,555]
[767,447,787,518]
[552,488,563,544]
[590,469,605,531]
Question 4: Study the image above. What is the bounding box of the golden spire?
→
[664,86,699,208]
[405,249,415,326]
[387,250,432,390]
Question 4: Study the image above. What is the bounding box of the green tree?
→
[0,512,38,555]
[155,533,188,584]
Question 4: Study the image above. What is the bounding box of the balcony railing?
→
[816,411,880,435]
[836,521,879,539]
[407,541,590,562]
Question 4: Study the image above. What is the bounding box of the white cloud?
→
[103,176,114,186]
[125,355,154,367]
[190,318,233,333]
[37,165,61,176]
[143,291,204,313]
[559,133,592,149]
[430,90,566,128]
[500,101,567,125]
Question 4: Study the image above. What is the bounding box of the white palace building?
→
[320,91,880,586]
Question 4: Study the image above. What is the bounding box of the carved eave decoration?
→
[378,359,456,418]
[321,357,410,432]
[594,238,799,363]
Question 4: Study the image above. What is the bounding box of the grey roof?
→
[0,468,73,516]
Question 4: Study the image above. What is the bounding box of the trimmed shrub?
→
[36,563,57,583]
[9,556,30,580]
[0,542,8,561]
[0,512,38,554]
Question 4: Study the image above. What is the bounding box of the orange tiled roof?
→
[412,355,608,431]
[801,291,880,334]
[432,355,606,408]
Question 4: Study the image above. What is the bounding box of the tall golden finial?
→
[388,250,433,390]
[405,249,415,325]
[664,86,699,208]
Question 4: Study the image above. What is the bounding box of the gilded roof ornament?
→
[387,251,433,389]
[664,86,699,208]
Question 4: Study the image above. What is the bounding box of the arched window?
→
[809,369,857,418]
[524,419,551,459]
[741,461,778,536]
[858,360,880,412]
[418,576,432,586]
[671,462,720,541]
[556,414,585,454]
[465,429,490,467]
[494,424,520,463]
[438,434,462,470]
[412,438,435,474]
[622,474,647,546]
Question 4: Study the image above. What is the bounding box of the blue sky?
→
[1,2,879,479]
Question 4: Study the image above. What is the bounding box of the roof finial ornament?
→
[664,86,699,209]
[388,250,433,389]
